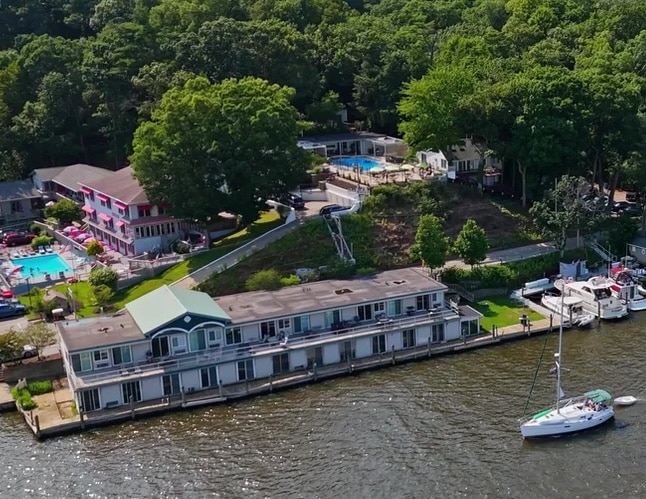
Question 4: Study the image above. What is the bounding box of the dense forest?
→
[0,0,645,206]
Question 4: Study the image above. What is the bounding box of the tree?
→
[88,266,118,291]
[245,269,283,291]
[92,284,114,309]
[86,239,104,257]
[132,77,311,226]
[409,214,449,272]
[0,328,26,362]
[31,234,53,249]
[44,198,82,226]
[529,176,606,256]
[454,219,489,268]
[21,322,56,360]
[606,215,639,258]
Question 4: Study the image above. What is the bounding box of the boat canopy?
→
[585,389,612,403]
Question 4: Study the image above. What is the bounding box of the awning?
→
[116,221,125,227]
[81,205,95,214]
[137,204,152,210]
[98,213,112,222]
[114,200,128,210]
[79,186,92,195]
[96,193,109,202]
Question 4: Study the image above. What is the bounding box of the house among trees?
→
[31,164,114,204]
[298,132,407,160]
[416,138,503,186]
[0,180,42,227]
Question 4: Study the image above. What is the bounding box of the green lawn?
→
[111,211,282,308]
[471,295,544,331]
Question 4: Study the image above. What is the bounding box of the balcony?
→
[68,306,460,389]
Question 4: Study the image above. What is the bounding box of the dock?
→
[3,314,571,441]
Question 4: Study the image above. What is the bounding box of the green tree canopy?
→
[132,76,311,225]
[409,214,448,271]
[43,198,82,226]
[454,219,489,268]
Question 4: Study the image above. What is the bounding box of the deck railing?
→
[70,307,460,387]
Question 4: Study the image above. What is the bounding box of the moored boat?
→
[609,268,646,312]
[541,295,595,327]
[554,277,628,320]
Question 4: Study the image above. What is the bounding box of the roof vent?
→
[393,280,406,285]
[334,288,353,295]
[239,305,252,309]
[98,327,109,334]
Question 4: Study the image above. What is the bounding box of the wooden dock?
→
[6,316,570,441]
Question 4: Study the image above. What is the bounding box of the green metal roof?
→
[125,285,231,336]
[585,389,612,403]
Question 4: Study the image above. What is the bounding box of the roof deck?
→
[215,267,447,323]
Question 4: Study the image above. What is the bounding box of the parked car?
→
[625,191,638,203]
[621,204,642,217]
[282,193,305,210]
[612,201,632,213]
[319,204,346,216]
[0,344,37,364]
[3,232,35,247]
[0,303,26,320]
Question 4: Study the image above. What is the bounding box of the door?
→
[357,304,372,321]
[152,336,170,358]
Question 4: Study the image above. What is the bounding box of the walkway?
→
[442,236,581,270]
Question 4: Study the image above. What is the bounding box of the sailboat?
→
[520,293,614,438]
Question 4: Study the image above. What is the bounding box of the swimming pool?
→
[329,155,383,171]
[9,254,72,278]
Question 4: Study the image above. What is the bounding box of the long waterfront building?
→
[57,268,482,414]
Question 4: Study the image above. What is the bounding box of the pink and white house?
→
[78,167,183,256]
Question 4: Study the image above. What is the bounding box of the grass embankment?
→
[471,295,543,331]
[11,380,53,411]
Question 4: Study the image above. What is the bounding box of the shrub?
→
[31,234,53,249]
[279,274,301,287]
[30,223,42,235]
[356,267,378,276]
[92,284,114,308]
[44,198,82,226]
[88,266,118,291]
[86,239,104,257]
[171,240,190,254]
[320,260,356,279]
[26,380,53,395]
[246,269,283,291]
[11,387,37,410]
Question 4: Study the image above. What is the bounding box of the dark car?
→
[319,204,346,216]
[612,201,632,213]
[283,193,305,210]
[3,232,35,247]
[621,204,642,217]
[625,191,638,203]
[0,303,26,320]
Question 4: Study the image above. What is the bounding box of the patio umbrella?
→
[63,226,76,234]
[369,166,385,174]
[45,201,56,207]
[75,233,89,242]
[83,237,97,245]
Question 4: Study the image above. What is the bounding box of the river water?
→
[2,316,646,499]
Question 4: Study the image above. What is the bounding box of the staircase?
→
[324,214,355,265]
[444,282,476,303]
[589,240,618,263]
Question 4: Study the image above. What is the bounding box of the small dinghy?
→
[614,396,637,407]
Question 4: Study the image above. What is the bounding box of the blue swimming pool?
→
[9,254,72,278]
[330,155,383,171]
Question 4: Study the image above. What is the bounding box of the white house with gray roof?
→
[0,179,42,227]
[58,269,481,414]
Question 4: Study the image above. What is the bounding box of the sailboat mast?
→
[556,291,565,413]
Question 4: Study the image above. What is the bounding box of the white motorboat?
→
[609,268,646,312]
[614,396,637,407]
[540,295,595,328]
[520,293,615,438]
[554,277,628,320]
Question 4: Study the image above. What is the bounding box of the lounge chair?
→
[38,246,46,254]
[45,245,53,253]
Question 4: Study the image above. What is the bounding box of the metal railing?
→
[70,306,461,387]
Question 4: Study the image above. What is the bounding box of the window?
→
[373,302,385,313]
[226,327,242,345]
[118,208,125,216]
[372,334,386,354]
[325,310,341,327]
[93,350,110,369]
[200,366,218,388]
[402,329,416,349]
[152,336,170,357]
[293,315,310,333]
[162,373,181,396]
[388,300,402,317]
[357,304,372,321]
[237,359,254,381]
[111,346,132,366]
[431,293,438,304]
[306,347,323,369]
[277,318,290,330]
[432,323,445,343]
[171,335,187,354]
[260,321,276,339]
[79,389,101,412]
[339,340,356,362]
[158,205,167,215]
[416,295,431,311]
[121,381,142,403]
[138,207,151,217]
[189,330,206,352]
[207,329,222,348]
[71,352,92,372]
[272,353,290,375]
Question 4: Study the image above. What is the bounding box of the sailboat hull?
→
[520,405,614,438]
